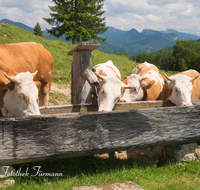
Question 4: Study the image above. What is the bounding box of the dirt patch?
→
[51,82,71,97]
[49,83,71,105]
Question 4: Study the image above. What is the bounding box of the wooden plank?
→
[1,105,200,165]
[71,50,93,104]
[40,99,200,115]
[68,42,100,56]
[40,100,175,115]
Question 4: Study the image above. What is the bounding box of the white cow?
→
[93,60,135,111]
[1,71,40,116]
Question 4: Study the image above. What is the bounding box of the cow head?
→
[122,74,155,102]
[3,71,41,116]
[164,73,200,106]
[95,73,135,111]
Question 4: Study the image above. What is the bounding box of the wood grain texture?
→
[40,100,175,114]
[40,99,200,115]
[68,42,100,56]
[80,69,99,87]
[1,104,200,165]
[71,50,93,104]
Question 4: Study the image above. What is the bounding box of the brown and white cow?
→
[121,62,164,102]
[0,42,54,116]
[159,70,200,106]
[93,60,135,111]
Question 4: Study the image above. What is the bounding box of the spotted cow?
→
[93,60,135,111]
[121,62,164,102]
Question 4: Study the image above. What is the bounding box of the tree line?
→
[130,39,200,72]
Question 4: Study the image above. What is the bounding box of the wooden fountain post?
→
[68,42,100,104]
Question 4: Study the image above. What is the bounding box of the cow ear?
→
[141,78,155,89]
[5,82,15,91]
[94,72,105,80]
[123,86,137,90]
[163,73,172,83]
[122,81,137,90]
[34,81,41,90]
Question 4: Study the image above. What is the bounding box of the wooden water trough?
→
[1,99,200,165]
[1,42,200,166]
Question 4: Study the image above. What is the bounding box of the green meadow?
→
[1,23,198,190]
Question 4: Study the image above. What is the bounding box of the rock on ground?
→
[0,165,15,188]
[72,181,144,190]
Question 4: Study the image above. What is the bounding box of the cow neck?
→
[105,66,121,80]
[141,87,147,101]
[91,85,99,104]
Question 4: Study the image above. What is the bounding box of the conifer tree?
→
[33,22,44,37]
[43,0,108,44]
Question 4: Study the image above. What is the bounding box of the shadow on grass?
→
[12,155,157,184]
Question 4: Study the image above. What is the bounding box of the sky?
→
[0,0,200,36]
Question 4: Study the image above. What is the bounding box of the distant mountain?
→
[102,28,181,56]
[0,19,34,33]
[101,26,127,39]
[1,19,200,57]
[160,29,199,40]
[0,19,68,42]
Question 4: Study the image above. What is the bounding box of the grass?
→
[0,23,191,190]
[0,23,176,85]
[0,23,178,105]
[6,156,200,190]
[49,91,70,105]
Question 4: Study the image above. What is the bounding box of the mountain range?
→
[1,19,199,57]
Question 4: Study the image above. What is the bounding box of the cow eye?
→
[19,93,27,101]
[101,88,104,94]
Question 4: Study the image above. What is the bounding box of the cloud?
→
[0,0,53,29]
[147,0,179,6]
[0,0,51,12]
[0,0,200,35]
[104,0,200,35]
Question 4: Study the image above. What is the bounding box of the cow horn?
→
[3,72,16,83]
[190,74,200,83]
[94,72,105,80]
[32,70,38,78]
[164,73,172,81]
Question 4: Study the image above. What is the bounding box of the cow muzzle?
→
[184,103,192,106]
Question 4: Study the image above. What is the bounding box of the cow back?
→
[133,62,164,100]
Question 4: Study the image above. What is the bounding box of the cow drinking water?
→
[0,42,54,116]
[159,69,200,106]
[93,60,135,111]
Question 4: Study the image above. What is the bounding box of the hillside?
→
[160,29,199,40]
[1,19,200,57]
[0,23,138,104]
[100,29,181,56]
